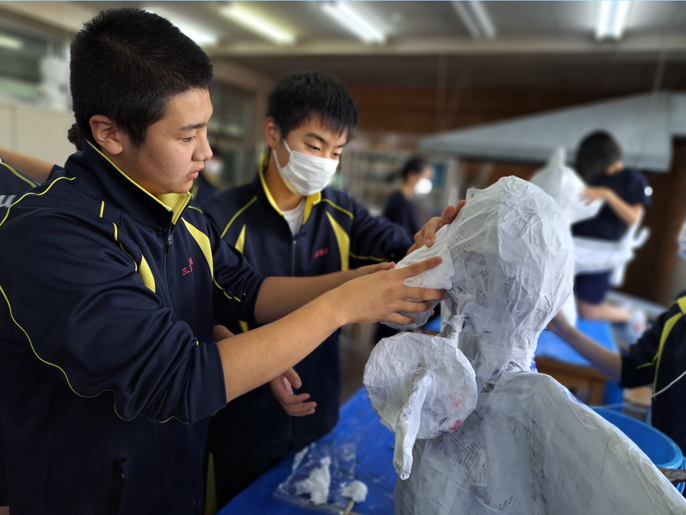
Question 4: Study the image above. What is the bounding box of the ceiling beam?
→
[207,35,686,58]
[0,1,95,35]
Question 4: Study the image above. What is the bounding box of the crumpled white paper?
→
[574,219,650,287]
[364,317,478,480]
[342,480,368,503]
[365,176,686,514]
[529,148,603,225]
[294,457,331,505]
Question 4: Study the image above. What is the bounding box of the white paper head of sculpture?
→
[365,176,574,479]
[391,176,574,379]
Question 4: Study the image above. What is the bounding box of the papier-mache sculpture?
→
[364,177,686,514]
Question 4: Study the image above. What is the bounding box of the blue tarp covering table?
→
[219,321,621,515]
[218,387,396,515]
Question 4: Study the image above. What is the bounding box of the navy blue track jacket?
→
[202,164,413,459]
[0,162,38,507]
[0,142,264,514]
[620,293,686,455]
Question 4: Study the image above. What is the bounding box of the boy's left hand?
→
[409,200,467,254]
[271,368,316,417]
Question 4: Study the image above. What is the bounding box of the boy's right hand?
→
[334,256,445,326]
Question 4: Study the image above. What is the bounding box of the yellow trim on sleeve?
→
[112,223,138,272]
[0,176,75,228]
[213,279,243,303]
[182,218,214,281]
[138,255,156,293]
[99,201,105,218]
[238,321,249,333]
[0,162,37,188]
[326,211,350,271]
[0,282,135,422]
[321,198,354,220]
[349,253,387,263]
[651,296,686,390]
[235,224,247,254]
[221,196,257,238]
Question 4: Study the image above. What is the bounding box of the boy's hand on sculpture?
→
[271,368,316,417]
[409,200,466,253]
[354,261,395,278]
[334,257,445,326]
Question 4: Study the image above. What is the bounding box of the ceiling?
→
[3,1,686,91]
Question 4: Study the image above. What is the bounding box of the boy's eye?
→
[306,144,320,152]
[183,136,196,143]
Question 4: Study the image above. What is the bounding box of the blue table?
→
[218,388,396,515]
[535,319,622,406]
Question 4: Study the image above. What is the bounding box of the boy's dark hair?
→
[575,131,622,182]
[267,72,358,141]
[400,156,429,181]
[70,8,213,147]
[67,123,82,151]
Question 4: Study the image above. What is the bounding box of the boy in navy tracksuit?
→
[202,72,418,505]
[0,10,448,514]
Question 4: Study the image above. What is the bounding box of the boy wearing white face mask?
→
[202,72,451,506]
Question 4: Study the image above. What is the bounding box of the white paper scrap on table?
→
[294,457,331,505]
[342,480,368,503]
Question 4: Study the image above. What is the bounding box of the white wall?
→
[0,101,76,167]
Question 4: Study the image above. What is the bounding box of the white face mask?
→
[414,177,433,195]
[678,220,686,261]
[273,137,339,196]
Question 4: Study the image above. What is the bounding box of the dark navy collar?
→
[65,141,190,229]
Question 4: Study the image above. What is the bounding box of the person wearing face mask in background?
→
[202,72,452,507]
[190,146,223,207]
[383,156,433,241]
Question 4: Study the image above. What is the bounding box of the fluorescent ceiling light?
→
[0,33,24,51]
[218,3,296,46]
[145,8,218,46]
[321,2,386,45]
[596,1,632,41]
[452,1,496,40]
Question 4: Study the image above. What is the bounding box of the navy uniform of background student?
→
[0,9,451,514]
[202,72,457,506]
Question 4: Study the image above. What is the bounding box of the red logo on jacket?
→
[182,257,193,276]
[314,248,329,259]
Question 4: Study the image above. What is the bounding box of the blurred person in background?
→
[572,131,651,328]
[383,156,433,241]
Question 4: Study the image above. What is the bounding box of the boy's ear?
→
[90,115,125,156]
[264,117,280,150]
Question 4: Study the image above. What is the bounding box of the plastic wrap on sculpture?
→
[363,177,686,514]
[363,318,478,480]
[529,148,603,224]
